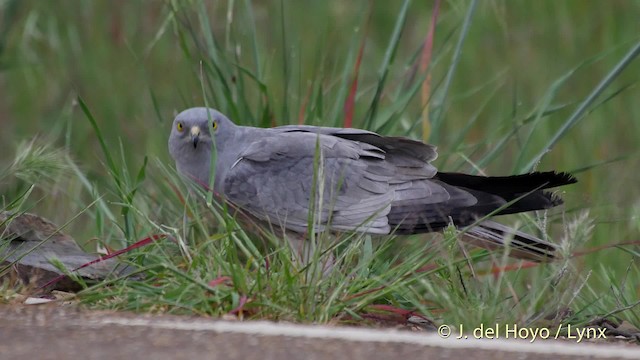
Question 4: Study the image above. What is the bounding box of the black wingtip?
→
[548,192,565,207]
[542,172,576,208]
[548,171,578,186]
[435,170,577,193]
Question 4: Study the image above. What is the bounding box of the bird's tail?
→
[462,220,558,261]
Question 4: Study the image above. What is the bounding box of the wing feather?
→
[223,132,399,234]
[222,126,483,236]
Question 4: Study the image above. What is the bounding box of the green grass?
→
[1,0,640,335]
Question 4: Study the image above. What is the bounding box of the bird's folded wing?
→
[276,125,438,163]
[222,131,431,234]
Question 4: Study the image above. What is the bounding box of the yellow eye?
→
[212,121,218,131]
[177,122,184,132]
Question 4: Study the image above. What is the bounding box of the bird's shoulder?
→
[236,128,385,163]
[275,125,438,163]
[237,124,438,164]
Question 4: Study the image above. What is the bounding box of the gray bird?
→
[169,107,576,261]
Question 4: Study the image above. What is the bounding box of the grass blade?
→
[77,96,122,190]
[523,40,640,172]
[429,0,478,143]
[420,0,441,141]
[279,0,290,122]
[343,6,371,128]
[363,0,411,129]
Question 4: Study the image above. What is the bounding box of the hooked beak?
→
[190,126,201,148]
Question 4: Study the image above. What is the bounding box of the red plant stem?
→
[229,295,248,315]
[208,276,232,288]
[38,234,165,289]
[420,0,441,141]
[343,5,372,128]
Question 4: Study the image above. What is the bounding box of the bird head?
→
[168,107,235,185]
